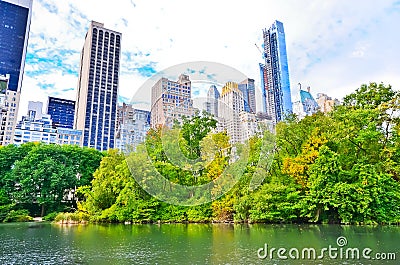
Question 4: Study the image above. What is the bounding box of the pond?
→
[0,222,398,264]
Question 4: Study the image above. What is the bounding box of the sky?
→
[19,0,400,117]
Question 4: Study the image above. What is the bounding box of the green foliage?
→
[3,209,32,222]
[73,82,400,224]
[0,142,103,217]
[43,212,59,221]
[343,82,396,109]
[54,212,89,223]
[180,111,217,159]
[0,204,14,222]
[2,82,398,225]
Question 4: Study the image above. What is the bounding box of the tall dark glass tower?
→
[0,0,32,92]
[75,21,121,151]
[259,20,292,123]
[47,96,75,129]
[0,0,32,145]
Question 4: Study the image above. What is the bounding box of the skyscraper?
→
[75,21,121,151]
[238,78,256,113]
[205,85,220,117]
[218,82,244,144]
[259,20,292,123]
[47,96,75,129]
[0,0,33,145]
[150,74,193,128]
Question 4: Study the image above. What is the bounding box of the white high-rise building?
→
[75,21,122,151]
[13,100,82,146]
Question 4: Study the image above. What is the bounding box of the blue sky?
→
[19,0,400,116]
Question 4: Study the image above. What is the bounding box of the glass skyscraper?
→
[75,21,121,151]
[47,96,75,129]
[0,0,32,145]
[259,20,292,123]
[0,0,32,92]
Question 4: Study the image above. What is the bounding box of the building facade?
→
[47,96,75,129]
[259,20,292,123]
[218,82,244,144]
[14,101,82,146]
[56,128,82,146]
[27,101,43,120]
[205,85,220,117]
[14,114,58,145]
[316,93,339,113]
[75,21,121,151]
[0,0,32,145]
[238,78,256,113]
[293,87,319,120]
[116,103,150,153]
[0,75,20,145]
[151,74,193,128]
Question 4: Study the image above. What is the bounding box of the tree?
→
[180,111,217,159]
[4,143,103,216]
[343,82,397,109]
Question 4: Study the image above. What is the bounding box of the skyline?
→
[18,0,400,117]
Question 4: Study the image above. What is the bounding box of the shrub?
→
[54,211,89,223]
[43,212,59,221]
[3,209,33,222]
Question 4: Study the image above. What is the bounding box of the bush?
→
[54,211,89,223]
[43,212,59,221]
[0,204,14,222]
[3,209,33,222]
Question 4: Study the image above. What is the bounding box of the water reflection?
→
[0,223,398,264]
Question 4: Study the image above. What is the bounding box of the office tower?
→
[293,86,319,120]
[47,96,75,129]
[0,0,33,145]
[116,103,150,153]
[259,20,292,123]
[218,82,244,144]
[238,78,256,113]
[205,85,220,117]
[75,21,121,151]
[151,74,193,128]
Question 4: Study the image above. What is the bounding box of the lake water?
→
[0,222,398,264]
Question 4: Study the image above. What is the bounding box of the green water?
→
[0,222,398,264]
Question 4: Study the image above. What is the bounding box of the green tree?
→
[180,111,217,159]
[4,143,103,216]
[343,82,397,109]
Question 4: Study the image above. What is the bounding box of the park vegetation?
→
[0,82,399,224]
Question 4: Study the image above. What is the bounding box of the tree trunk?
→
[41,204,45,217]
